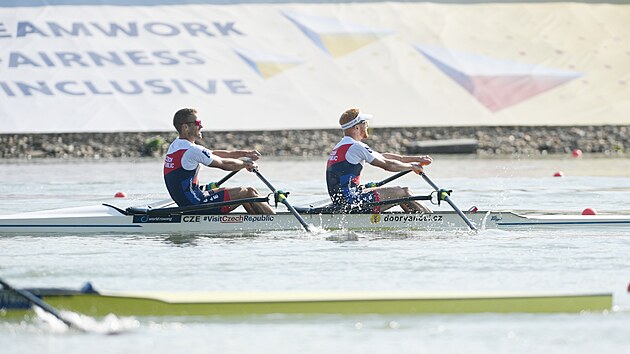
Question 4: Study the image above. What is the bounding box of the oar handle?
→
[420,172,477,231]
[364,162,429,188]
[253,169,312,232]
[0,279,79,330]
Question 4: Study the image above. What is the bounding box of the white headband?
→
[340,112,372,130]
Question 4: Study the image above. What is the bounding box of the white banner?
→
[1,2,629,133]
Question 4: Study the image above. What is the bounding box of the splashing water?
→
[33,306,140,335]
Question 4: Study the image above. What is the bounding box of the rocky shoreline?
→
[0,125,627,159]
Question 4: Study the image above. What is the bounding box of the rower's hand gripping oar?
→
[204,157,259,190]
[419,172,477,231]
[0,278,84,331]
[252,169,312,232]
[363,161,431,189]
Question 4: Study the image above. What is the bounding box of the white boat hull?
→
[1,204,629,233]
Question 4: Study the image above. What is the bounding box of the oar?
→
[0,278,83,331]
[252,169,312,232]
[364,170,412,188]
[206,170,239,190]
[419,172,477,231]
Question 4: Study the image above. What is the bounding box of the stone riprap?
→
[0,126,627,159]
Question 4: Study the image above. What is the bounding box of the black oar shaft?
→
[253,170,312,232]
[374,170,411,187]
[215,170,239,187]
[420,172,477,231]
[0,279,78,330]
[205,170,240,190]
[361,195,432,209]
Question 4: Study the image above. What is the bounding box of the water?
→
[1,156,630,353]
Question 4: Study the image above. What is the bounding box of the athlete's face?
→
[183,118,203,139]
[357,120,369,139]
[194,119,203,139]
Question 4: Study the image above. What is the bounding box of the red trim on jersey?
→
[327,144,351,168]
[164,149,186,175]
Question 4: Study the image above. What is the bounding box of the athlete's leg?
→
[223,186,275,215]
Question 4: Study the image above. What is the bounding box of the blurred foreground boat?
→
[0,284,612,317]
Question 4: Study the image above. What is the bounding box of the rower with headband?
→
[326,108,433,213]
[339,112,372,130]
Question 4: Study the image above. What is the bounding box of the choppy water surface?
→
[1,156,629,353]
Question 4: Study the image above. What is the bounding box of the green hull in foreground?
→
[1,289,612,318]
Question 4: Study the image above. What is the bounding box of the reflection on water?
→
[161,234,200,246]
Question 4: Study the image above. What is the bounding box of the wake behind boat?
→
[0,198,629,234]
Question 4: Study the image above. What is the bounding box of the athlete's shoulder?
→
[359,142,374,154]
[349,139,375,154]
[333,136,353,148]
[186,142,213,160]
[166,138,191,154]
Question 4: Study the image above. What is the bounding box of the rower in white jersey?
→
[326,108,433,213]
[163,108,274,215]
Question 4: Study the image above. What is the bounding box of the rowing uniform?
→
[326,136,381,209]
[163,138,230,212]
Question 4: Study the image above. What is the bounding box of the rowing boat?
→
[0,200,629,234]
[3,168,627,233]
[0,284,612,317]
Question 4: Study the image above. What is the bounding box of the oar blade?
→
[0,279,80,330]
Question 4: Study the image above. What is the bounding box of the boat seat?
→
[125,206,149,215]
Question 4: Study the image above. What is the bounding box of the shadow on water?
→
[158,228,522,245]
[161,234,201,246]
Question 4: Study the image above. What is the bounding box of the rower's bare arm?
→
[213,150,261,161]
[209,156,255,171]
[382,153,433,165]
[370,156,423,173]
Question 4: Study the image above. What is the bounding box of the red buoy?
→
[114,192,127,198]
[553,171,564,177]
[572,149,583,158]
[581,208,597,215]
